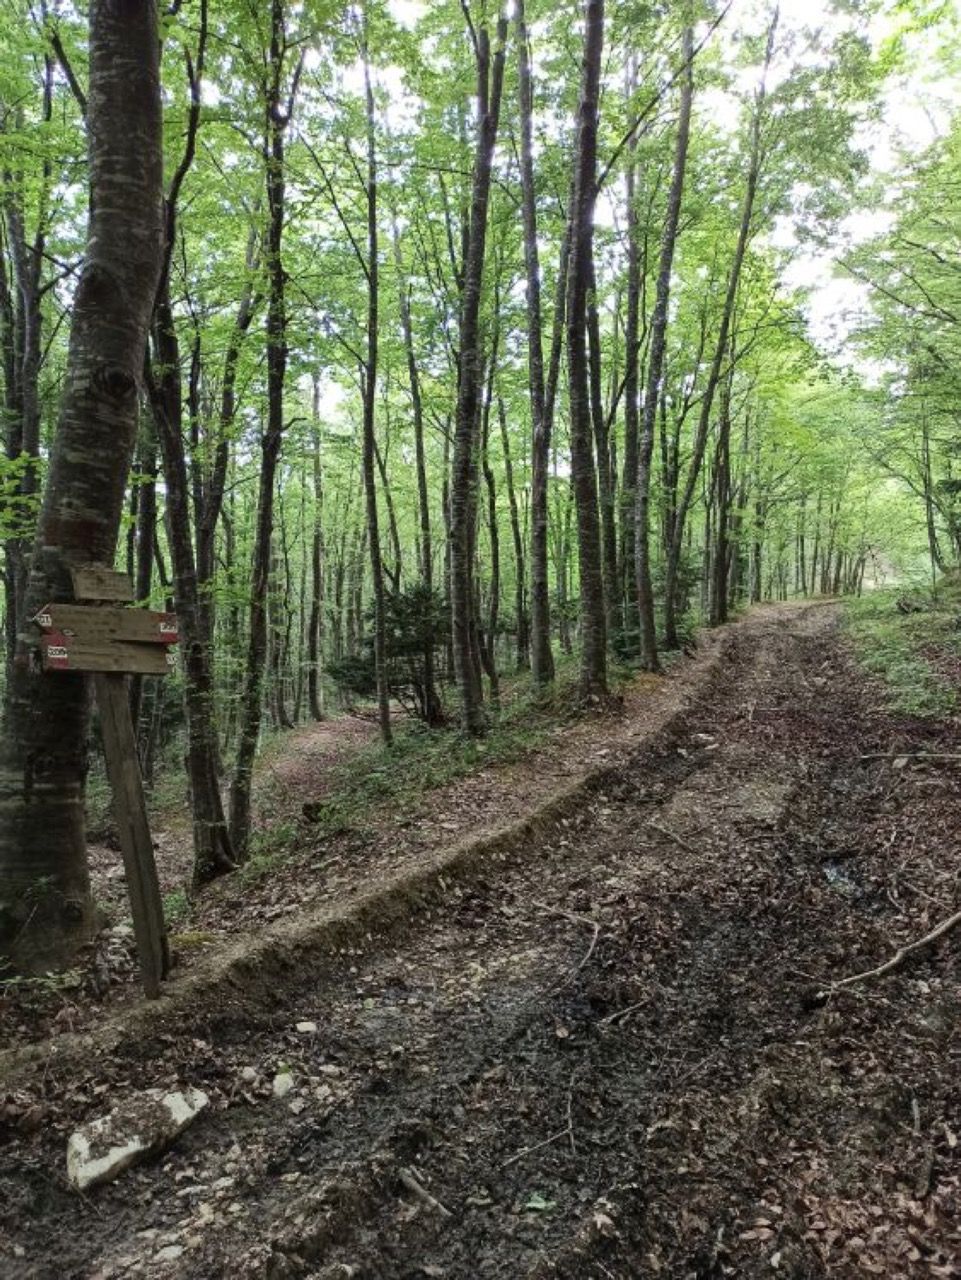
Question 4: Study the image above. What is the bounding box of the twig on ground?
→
[533,901,601,989]
[819,904,961,998]
[565,1071,577,1154]
[398,1166,453,1218]
[500,1126,571,1168]
[647,820,696,854]
[503,1072,577,1168]
[598,999,646,1026]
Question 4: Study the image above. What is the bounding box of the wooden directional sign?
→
[40,634,175,675]
[35,568,177,999]
[37,603,179,644]
[70,565,135,603]
[35,604,178,674]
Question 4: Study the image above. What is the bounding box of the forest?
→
[2,0,961,1275]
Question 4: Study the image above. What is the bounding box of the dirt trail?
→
[3,603,960,1278]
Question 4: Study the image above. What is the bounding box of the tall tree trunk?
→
[566,0,607,698]
[662,16,774,649]
[0,0,163,974]
[516,0,554,687]
[480,359,501,710]
[393,219,442,722]
[620,58,642,648]
[709,351,734,625]
[498,397,528,669]
[361,38,392,746]
[636,25,693,672]
[588,256,620,641]
[308,375,325,721]
[129,424,157,737]
[450,11,508,734]
[148,0,234,886]
[229,0,296,855]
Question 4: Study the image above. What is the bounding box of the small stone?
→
[155,1245,184,1262]
[288,1097,307,1115]
[272,1072,295,1099]
[295,1021,318,1034]
[240,1066,257,1083]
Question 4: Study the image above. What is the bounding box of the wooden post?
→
[35,566,177,998]
[93,673,169,995]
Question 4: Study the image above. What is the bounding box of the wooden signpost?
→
[35,565,178,998]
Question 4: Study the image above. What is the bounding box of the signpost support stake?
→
[92,673,170,997]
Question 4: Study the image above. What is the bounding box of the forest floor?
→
[2,599,961,1278]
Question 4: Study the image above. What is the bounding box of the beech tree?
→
[0,0,163,973]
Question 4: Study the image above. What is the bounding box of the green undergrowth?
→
[243,657,637,880]
[843,586,961,718]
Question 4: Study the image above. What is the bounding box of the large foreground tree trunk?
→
[0,0,163,974]
[516,0,555,688]
[566,0,607,698]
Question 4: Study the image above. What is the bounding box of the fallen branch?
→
[647,821,695,854]
[598,998,646,1026]
[534,901,601,990]
[501,1126,571,1168]
[503,1071,577,1167]
[820,905,961,997]
[398,1166,453,1218]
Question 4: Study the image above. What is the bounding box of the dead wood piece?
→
[398,1167,452,1218]
[501,1126,571,1169]
[533,901,601,989]
[647,820,696,854]
[820,904,961,998]
[598,999,647,1026]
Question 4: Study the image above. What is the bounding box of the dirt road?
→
[2,603,959,1278]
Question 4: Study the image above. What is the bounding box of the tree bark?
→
[566,0,607,698]
[498,396,528,669]
[229,0,297,855]
[147,0,235,886]
[516,0,555,687]
[0,0,163,973]
[636,25,693,672]
[662,16,774,649]
[450,10,508,734]
[361,41,392,746]
[308,375,325,721]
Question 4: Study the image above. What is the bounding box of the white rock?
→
[155,1245,184,1262]
[240,1066,258,1083]
[295,1021,318,1033]
[272,1071,295,1099]
[66,1087,209,1192]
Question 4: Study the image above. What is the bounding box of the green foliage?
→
[328,585,449,723]
[843,590,960,717]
